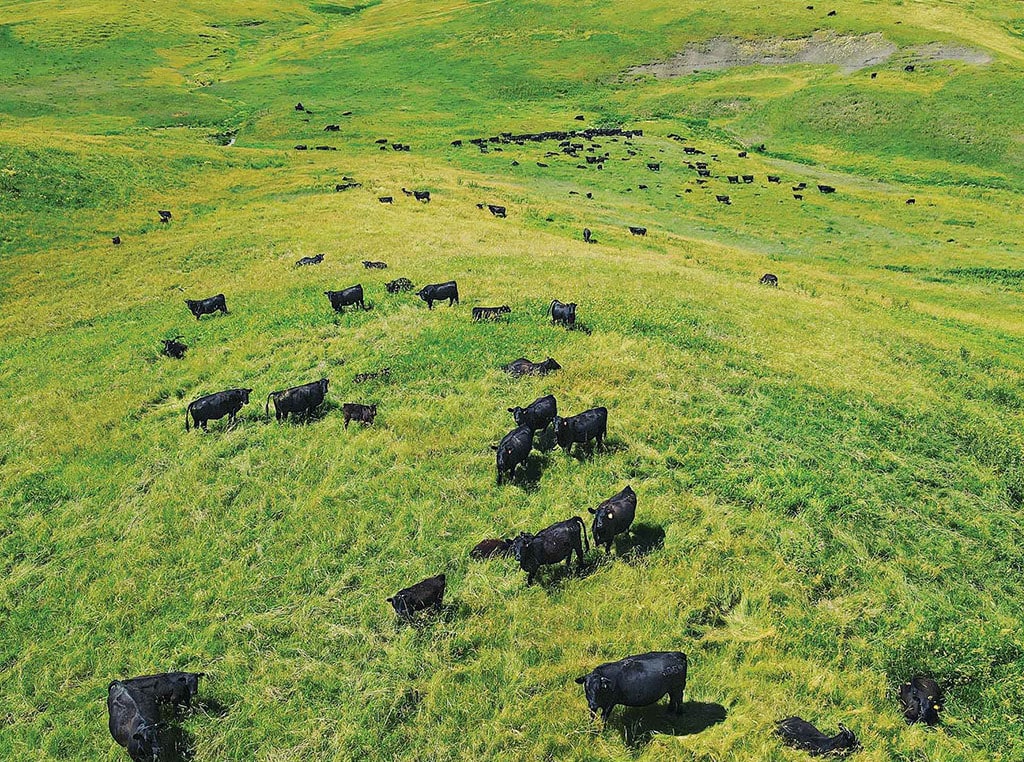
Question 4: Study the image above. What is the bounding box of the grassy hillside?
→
[2,1,1024,760]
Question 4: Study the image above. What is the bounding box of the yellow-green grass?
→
[2,1,1024,760]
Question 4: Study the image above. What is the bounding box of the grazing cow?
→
[742,175,754,183]
[871,72,877,78]
[760,273,779,287]
[511,160,519,166]
[727,175,739,184]
[697,168,711,177]
[379,196,393,204]
[471,538,512,559]
[494,426,534,485]
[342,402,377,428]
[107,682,159,762]
[575,651,688,722]
[899,676,943,726]
[185,293,228,320]
[119,672,203,709]
[295,103,305,111]
[905,64,915,72]
[590,485,637,553]
[385,277,414,293]
[549,299,577,327]
[586,192,593,199]
[776,717,859,756]
[554,407,608,454]
[738,151,748,158]
[537,162,549,167]
[647,162,660,171]
[295,145,307,150]
[818,184,836,194]
[161,336,187,359]
[628,226,647,236]
[325,285,366,311]
[266,378,329,422]
[362,260,387,269]
[416,281,458,309]
[487,204,506,218]
[511,517,589,584]
[335,182,361,191]
[906,198,916,205]
[638,184,648,190]
[186,388,252,431]
[158,210,172,223]
[575,114,585,120]
[375,138,388,144]
[503,357,561,377]
[451,139,462,146]
[509,394,557,432]
[768,175,781,183]
[794,182,807,190]
[716,195,731,205]
[387,574,446,619]
[793,194,803,200]
[296,253,324,266]
[324,124,340,131]
[353,368,391,384]
[473,305,511,321]
[583,228,592,243]
[112,236,121,245]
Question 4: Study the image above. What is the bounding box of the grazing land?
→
[2,1,1024,760]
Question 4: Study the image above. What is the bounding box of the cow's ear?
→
[507,408,515,413]
[588,507,596,514]
[574,675,587,684]
[385,597,394,603]
[490,444,498,451]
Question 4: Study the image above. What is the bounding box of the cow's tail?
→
[548,299,556,316]
[265,392,277,418]
[575,516,590,552]
[185,401,192,431]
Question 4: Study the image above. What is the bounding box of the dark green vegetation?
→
[2,1,1024,759]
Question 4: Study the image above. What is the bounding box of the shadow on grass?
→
[615,701,727,749]
[566,439,628,462]
[616,523,665,561]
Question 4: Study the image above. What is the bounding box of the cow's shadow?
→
[534,426,557,453]
[532,557,600,589]
[511,454,546,492]
[615,701,727,749]
[616,524,665,561]
[159,697,229,761]
[568,439,627,462]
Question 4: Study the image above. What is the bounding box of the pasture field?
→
[2,1,1024,760]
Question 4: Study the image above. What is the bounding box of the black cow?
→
[738,150,748,157]
[487,204,507,218]
[385,278,414,293]
[185,293,227,320]
[575,651,688,722]
[158,210,172,223]
[583,228,593,243]
[387,574,446,619]
[727,175,739,184]
[471,539,512,559]
[107,681,159,762]
[324,124,340,131]
[119,672,202,710]
[342,402,377,428]
[511,517,589,584]
[325,285,366,311]
[266,378,329,422]
[186,388,252,431]
[335,182,361,192]
[494,426,534,485]
[647,162,660,171]
[590,485,637,553]
[295,103,305,111]
[793,194,803,200]
[818,184,836,194]
[416,281,458,309]
[379,196,393,204]
[503,357,561,377]
[742,175,754,183]
[362,260,387,269]
[549,299,577,327]
[760,273,779,287]
[628,226,647,236]
[473,305,511,321]
[509,394,557,432]
[451,139,463,147]
[554,407,607,454]
[716,195,731,205]
[905,64,915,72]
[112,236,121,245]
[768,175,781,183]
[794,182,807,190]
[776,717,859,756]
[906,198,916,205]
[161,336,187,359]
[296,253,324,266]
[414,190,431,202]
[899,676,943,725]
[294,145,307,150]
[871,71,877,78]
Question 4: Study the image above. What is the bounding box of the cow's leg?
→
[427,300,434,310]
[200,419,208,431]
[527,570,535,585]
[344,415,350,429]
[668,687,684,714]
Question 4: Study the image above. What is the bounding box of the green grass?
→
[2,1,1024,760]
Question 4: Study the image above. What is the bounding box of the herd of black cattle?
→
[107,121,940,759]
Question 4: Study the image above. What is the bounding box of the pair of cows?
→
[185,381,376,431]
[329,281,458,311]
[107,672,202,761]
[495,396,608,483]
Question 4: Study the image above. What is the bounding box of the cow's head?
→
[510,533,533,563]
[241,389,252,403]
[542,358,562,372]
[386,593,410,617]
[574,673,613,720]
[508,407,525,426]
[184,299,195,308]
[127,723,160,761]
[320,378,329,394]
